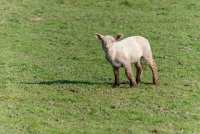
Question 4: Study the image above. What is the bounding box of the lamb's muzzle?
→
[95,33,159,87]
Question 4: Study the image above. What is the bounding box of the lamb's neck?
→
[104,46,115,61]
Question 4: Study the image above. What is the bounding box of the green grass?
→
[0,0,200,133]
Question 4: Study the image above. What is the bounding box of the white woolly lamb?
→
[96,33,159,87]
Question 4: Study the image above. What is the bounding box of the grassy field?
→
[0,0,200,133]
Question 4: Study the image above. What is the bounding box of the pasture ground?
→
[0,0,200,133]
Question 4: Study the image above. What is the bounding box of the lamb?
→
[95,33,159,88]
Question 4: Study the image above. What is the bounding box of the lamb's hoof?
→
[153,80,159,86]
[130,82,137,88]
[136,79,141,85]
[130,84,137,88]
[112,83,119,88]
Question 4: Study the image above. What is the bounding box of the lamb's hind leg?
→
[144,56,159,85]
[124,64,137,87]
[135,61,142,84]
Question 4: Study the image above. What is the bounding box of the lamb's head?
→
[95,33,123,51]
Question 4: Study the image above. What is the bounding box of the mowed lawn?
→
[0,0,200,133]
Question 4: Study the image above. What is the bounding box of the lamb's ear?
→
[95,33,104,41]
[115,33,123,41]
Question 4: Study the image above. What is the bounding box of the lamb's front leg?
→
[135,62,142,84]
[113,67,120,87]
[124,64,137,88]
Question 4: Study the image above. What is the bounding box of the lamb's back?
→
[113,36,152,63]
